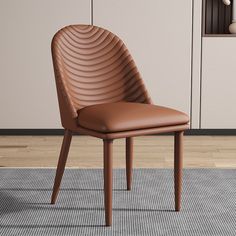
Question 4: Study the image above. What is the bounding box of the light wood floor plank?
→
[0,136,236,168]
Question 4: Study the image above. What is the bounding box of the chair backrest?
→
[51,25,151,128]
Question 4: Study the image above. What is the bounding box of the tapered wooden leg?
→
[126,137,133,190]
[51,129,72,204]
[174,131,184,211]
[103,139,113,226]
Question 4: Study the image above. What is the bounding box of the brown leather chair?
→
[51,25,189,226]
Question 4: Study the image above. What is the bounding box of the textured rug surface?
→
[0,169,235,236]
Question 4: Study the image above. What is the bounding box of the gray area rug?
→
[0,169,235,236]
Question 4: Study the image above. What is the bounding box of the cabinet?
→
[200,0,236,128]
[93,0,192,116]
[201,38,236,128]
[0,0,90,128]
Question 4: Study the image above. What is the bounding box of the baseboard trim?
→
[0,129,65,135]
[184,129,236,135]
[0,129,236,135]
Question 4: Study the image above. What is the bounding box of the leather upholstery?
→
[78,102,189,133]
[51,25,189,226]
[51,25,151,129]
[76,124,189,140]
[51,24,189,135]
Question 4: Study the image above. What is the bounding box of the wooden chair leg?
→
[51,129,72,204]
[174,131,184,211]
[103,139,113,226]
[126,137,133,190]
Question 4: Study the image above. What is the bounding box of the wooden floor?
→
[0,135,236,168]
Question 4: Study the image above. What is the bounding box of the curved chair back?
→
[51,25,151,128]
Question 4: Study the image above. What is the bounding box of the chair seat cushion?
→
[77,102,189,133]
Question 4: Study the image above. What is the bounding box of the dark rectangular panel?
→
[204,0,233,34]
[205,0,213,34]
[212,0,219,33]
[218,0,225,33]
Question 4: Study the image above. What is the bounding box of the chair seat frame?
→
[51,124,188,226]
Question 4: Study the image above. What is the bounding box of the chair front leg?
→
[51,129,72,204]
[103,139,113,226]
[174,131,184,211]
[126,137,133,190]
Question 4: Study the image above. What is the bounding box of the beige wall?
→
[0,0,90,128]
[1,0,195,129]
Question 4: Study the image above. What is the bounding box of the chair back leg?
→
[51,129,72,204]
[126,137,134,190]
[103,139,113,226]
[174,131,183,211]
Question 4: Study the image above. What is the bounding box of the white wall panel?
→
[201,38,236,128]
[0,0,90,128]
